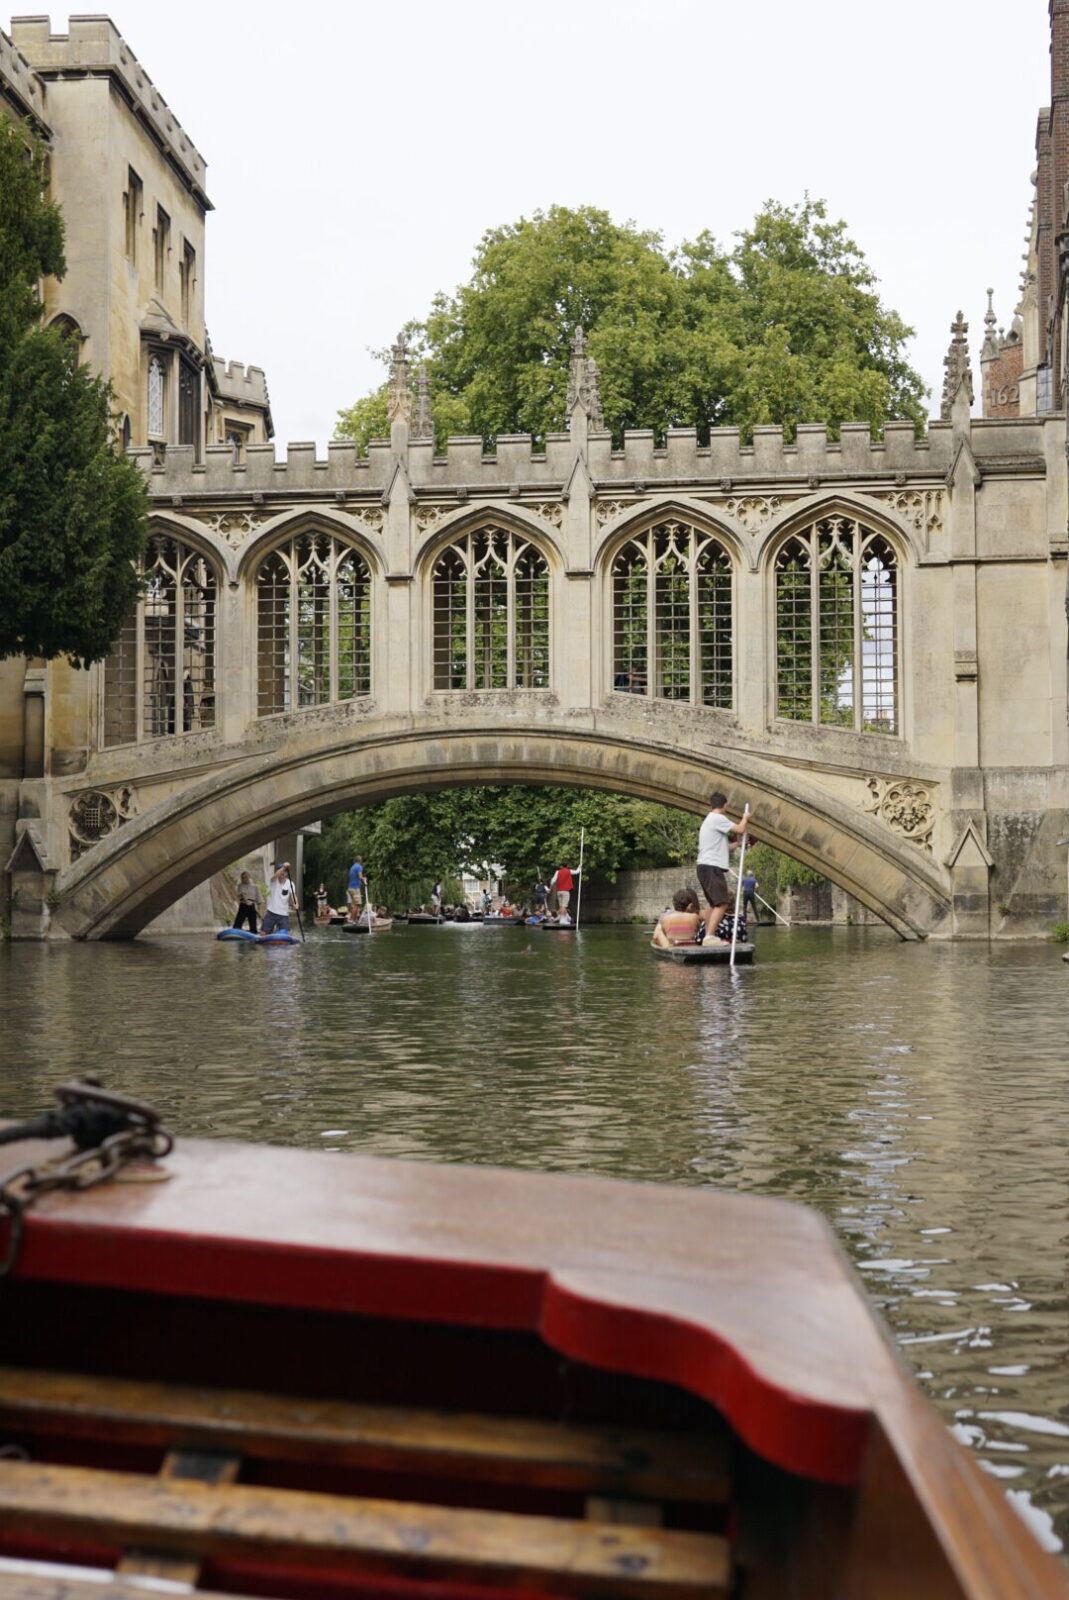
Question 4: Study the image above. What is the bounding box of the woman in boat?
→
[651,889,703,948]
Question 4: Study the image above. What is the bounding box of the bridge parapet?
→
[136,416,1058,500]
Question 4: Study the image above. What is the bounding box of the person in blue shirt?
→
[741,870,759,923]
[347,857,366,919]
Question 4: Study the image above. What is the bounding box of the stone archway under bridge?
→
[46,724,954,942]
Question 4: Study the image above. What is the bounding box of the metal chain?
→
[0,1082,173,1280]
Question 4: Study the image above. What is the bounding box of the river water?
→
[2,922,1068,1549]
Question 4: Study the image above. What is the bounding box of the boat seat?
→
[0,1367,731,1599]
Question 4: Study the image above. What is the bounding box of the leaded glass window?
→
[774,516,899,734]
[256,532,371,717]
[103,535,217,747]
[431,527,549,691]
[610,520,733,707]
[147,354,164,436]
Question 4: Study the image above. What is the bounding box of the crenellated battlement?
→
[0,22,48,129]
[9,14,209,204]
[139,415,1058,501]
[212,358,270,408]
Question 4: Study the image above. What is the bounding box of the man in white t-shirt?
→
[262,862,298,935]
[696,793,751,941]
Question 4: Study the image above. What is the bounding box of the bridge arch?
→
[49,723,952,942]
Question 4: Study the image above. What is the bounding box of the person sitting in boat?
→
[262,862,298,936]
[652,890,703,948]
[232,871,263,935]
[716,911,748,945]
[495,897,513,917]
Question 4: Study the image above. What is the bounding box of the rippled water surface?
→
[2,923,1068,1547]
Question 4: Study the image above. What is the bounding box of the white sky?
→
[56,0,1052,446]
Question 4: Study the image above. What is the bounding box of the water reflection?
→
[2,924,1068,1547]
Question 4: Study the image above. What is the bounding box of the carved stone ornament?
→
[718,495,784,532]
[69,786,137,862]
[595,498,638,528]
[414,503,458,537]
[195,510,271,549]
[353,505,386,535]
[870,489,943,538]
[522,500,564,530]
[862,777,934,850]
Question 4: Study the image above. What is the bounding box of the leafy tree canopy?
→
[306,788,821,911]
[337,199,926,451]
[0,116,148,665]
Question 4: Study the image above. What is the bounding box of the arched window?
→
[774,515,899,733]
[432,527,549,690]
[49,313,83,344]
[102,535,217,747]
[256,531,371,716]
[147,353,165,436]
[611,520,732,706]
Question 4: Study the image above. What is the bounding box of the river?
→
[2,921,1068,1550]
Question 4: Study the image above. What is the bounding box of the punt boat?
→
[481,914,525,927]
[651,940,755,965]
[341,917,394,933]
[0,1120,1065,1600]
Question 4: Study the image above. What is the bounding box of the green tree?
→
[0,117,148,665]
[337,199,926,451]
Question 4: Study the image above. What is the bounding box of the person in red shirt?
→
[550,864,574,918]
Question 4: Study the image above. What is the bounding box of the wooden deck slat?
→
[0,1367,728,1503]
[0,1459,730,1600]
[116,1447,241,1585]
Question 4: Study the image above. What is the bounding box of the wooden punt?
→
[403,913,442,926]
[481,915,525,927]
[0,1134,1066,1600]
[341,917,394,933]
[651,940,755,965]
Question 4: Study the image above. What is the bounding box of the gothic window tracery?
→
[256,532,371,717]
[610,520,733,707]
[774,515,899,733]
[103,535,217,747]
[147,354,165,436]
[431,527,549,691]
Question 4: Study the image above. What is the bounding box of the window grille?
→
[774,516,899,734]
[432,527,549,691]
[256,532,371,717]
[611,520,733,707]
[102,535,217,747]
[147,355,165,437]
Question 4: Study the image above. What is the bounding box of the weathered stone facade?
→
[1,14,1067,941]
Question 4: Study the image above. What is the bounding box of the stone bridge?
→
[6,339,1067,939]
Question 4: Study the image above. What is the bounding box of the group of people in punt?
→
[651,794,754,949]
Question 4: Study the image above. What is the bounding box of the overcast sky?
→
[55,0,1052,446]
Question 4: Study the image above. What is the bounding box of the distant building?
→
[0,15,271,456]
